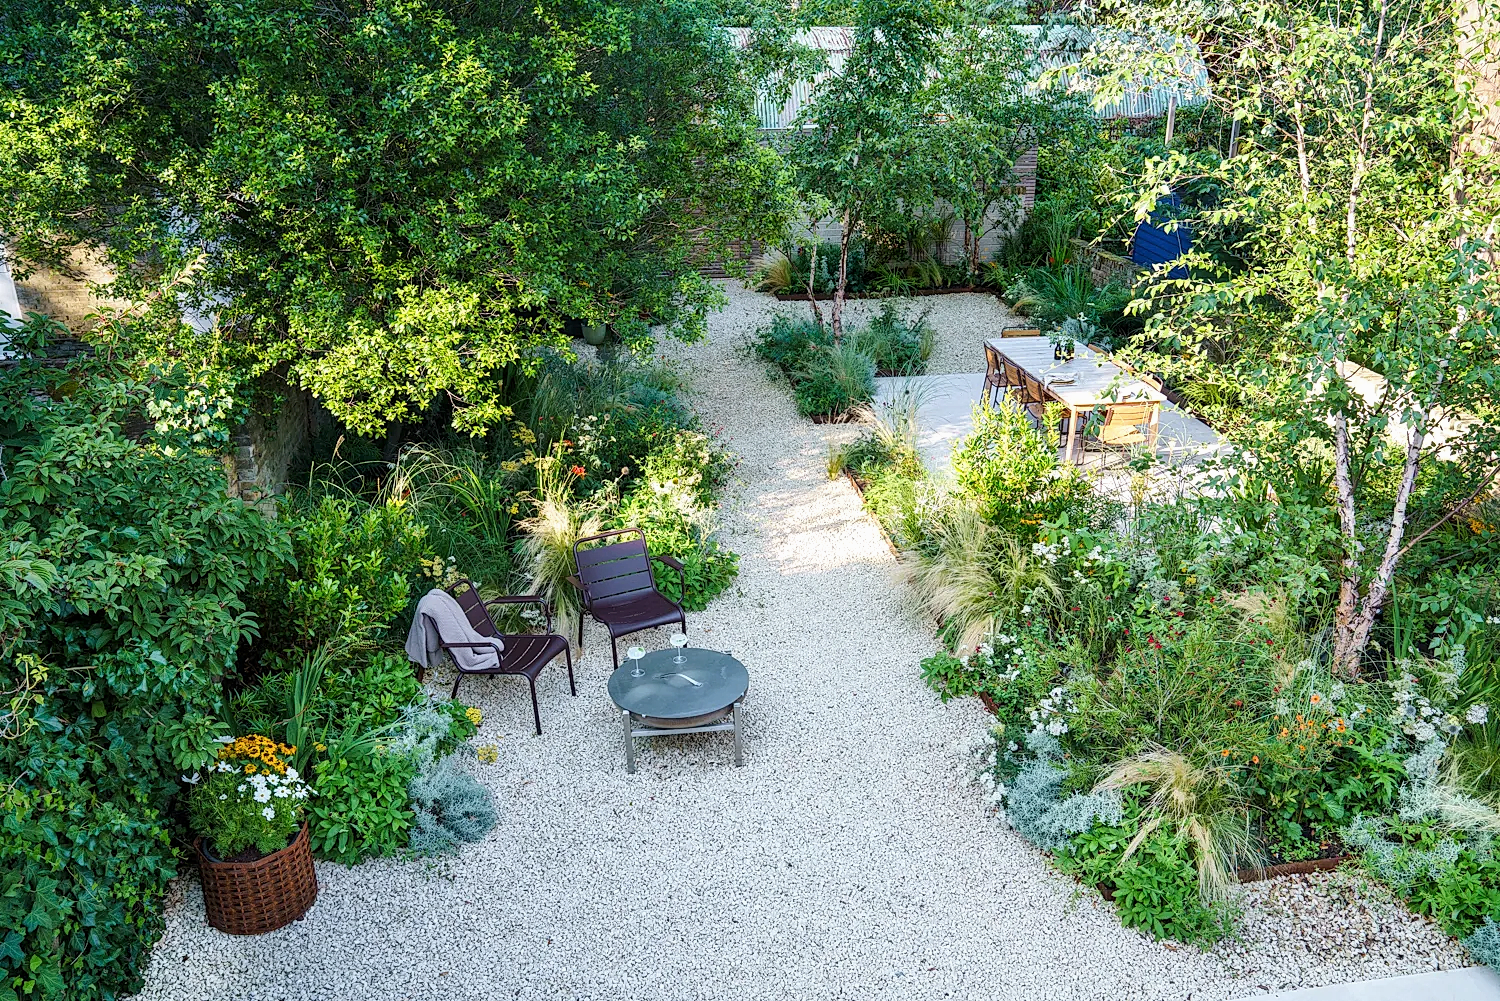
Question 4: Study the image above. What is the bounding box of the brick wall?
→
[10,248,132,332]
[1071,238,1142,286]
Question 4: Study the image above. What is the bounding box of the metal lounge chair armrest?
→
[652,554,687,604]
[484,593,548,606]
[484,593,554,633]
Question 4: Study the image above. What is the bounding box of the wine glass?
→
[670,631,689,664]
[627,646,646,678]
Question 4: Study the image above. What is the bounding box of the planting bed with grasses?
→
[832,387,1500,961]
[751,303,934,420]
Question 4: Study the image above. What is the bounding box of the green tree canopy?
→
[0,0,792,434]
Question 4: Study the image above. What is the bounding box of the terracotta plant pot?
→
[197,824,317,935]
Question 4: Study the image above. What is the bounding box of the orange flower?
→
[1251,755,1260,764]
[1221,749,1231,757]
[1310,694,1321,704]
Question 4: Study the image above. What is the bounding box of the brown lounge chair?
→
[569,528,686,669]
[426,579,574,735]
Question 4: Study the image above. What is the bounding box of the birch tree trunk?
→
[805,238,824,328]
[1329,0,1389,678]
[830,207,854,344]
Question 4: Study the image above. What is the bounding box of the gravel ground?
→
[133,282,1469,1001]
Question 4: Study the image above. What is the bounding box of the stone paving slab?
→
[1234,966,1500,1001]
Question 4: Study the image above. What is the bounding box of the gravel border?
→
[131,281,1470,1001]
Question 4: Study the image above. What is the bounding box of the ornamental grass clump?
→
[907,503,1060,651]
[187,735,313,859]
[1096,749,1257,901]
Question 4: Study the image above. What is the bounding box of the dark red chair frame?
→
[421,579,575,735]
[569,528,686,669]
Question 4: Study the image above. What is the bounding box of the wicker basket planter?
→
[196,824,317,935]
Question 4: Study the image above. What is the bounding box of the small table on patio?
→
[607,648,748,774]
[984,337,1166,463]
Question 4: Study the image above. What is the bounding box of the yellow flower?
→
[476,744,499,764]
[245,764,256,774]
[465,707,482,727]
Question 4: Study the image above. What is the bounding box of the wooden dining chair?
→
[1001,326,1042,338]
[1090,401,1157,448]
[983,342,1021,409]
[1017,370,1051,420]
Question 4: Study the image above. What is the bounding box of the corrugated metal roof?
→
[729,24,1209,128]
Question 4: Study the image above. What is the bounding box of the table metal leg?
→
[731,704,744,767]
[1149,403,1161,455]
[622,710,636,774]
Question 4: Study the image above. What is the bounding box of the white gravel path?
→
[133,282,1469,1001]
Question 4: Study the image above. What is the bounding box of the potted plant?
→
[186,735,317,935]
[580,321,608,346]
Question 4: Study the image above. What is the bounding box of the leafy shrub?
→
[254,495,431,662]
[1063,819,1236,946]
[753,313,829,371]
[849,303,933,376]
[637,427,735,508]
[319,651,425,734]
[2,786,178,1001]
[308,738,417,865]
[616,483,739,611]
[408,759,498,856]
[952,401,1087,530]
[0,351,285,1001]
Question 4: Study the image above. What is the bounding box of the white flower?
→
[1467,703,1490,725]
[262,806,276,821]
[1020,605,1032,616]
[219,794,228,801]
[1046,717,1069,736]
[274,785,291,798]
[1413,720,1438,742]
[285,767,299,781]
[181,773,200,785]
[237,784,247,793]
[253,787,272,803]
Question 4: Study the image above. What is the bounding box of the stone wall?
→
[230,374,312,512]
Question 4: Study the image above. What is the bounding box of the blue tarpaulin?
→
[1132,194,1193,278]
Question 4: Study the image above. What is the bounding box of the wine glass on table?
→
[670,631,689,665]
[627,646,646,679]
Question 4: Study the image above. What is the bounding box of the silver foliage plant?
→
[971,726,1122,852]
[390,701,499,856]
[1343,737,1500,891]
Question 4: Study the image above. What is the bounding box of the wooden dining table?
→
[984,336,1166,463]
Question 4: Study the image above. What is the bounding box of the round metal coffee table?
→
[607,648,748,774]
